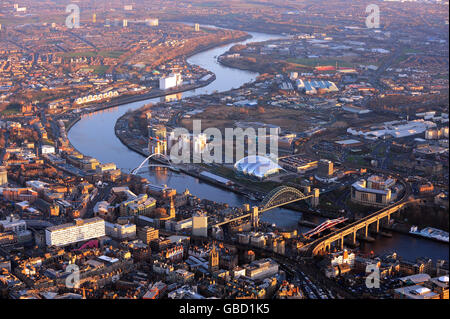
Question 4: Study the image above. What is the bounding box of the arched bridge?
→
[131,153,175,175]
[212,186,318,228]
[259,186,313,213]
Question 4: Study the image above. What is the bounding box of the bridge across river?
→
[302,180,413,256]
[212,186,319,228]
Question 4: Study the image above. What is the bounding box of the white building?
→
[347,119,436,141]
[41,145,55,155]
[105,222,136,240]
[146,18,159,26]
[329,250,355,267]
[244,258,279,280]
[0,215,27,233]
[45,217,106,247]
[159,74,182,90]
[96,163,117,174]
[192,211,208,237]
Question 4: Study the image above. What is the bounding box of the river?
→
[67,27,448,263]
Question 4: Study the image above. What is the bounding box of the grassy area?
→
[180,105,317,133]
[286,58,355,69]
[99,50,126,58]
[60,50,125,59]
[93,65,109,75]
[0,14,65,27]
[346,155,367,166]
[0,103,21,116]
[194,1,222,7]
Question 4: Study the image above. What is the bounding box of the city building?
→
[0,188,38,203]
[192,211,208,237]
[296,79,339,94]
[244,258,279,281]
[317,159,334,178]
[209,246,219,273]
[45,217,106,247]
[120,194,156,217]
[278,156,318,174]
[426,276,449,299]
[105,221,136,240]
[351,175,396,207]
[146,18,159,26]
[0,166,7,186]
[40,145,55,155]
[394,285,441,300]
[159,74,182,90]
[0,215,27,234]
[137,226,159,244]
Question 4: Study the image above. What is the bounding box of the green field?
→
[286,58,355,69]
[93,65,109,75]
[60,50,125,59]
[0,103,21,116]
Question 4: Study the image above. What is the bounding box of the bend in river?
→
[68,28,448,262]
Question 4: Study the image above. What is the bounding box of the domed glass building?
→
[234,155,282,179]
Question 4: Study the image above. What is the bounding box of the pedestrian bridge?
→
[131,153,175,174]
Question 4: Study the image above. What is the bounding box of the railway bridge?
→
[306,201,410,255]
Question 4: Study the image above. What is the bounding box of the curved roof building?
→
[234,155,282,179]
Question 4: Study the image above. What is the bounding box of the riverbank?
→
[113,113,250,198]
[184,34,252,59]
[218,57,266,73]
[63,74,216,146]
[61,33,255,135]
[114,109,345,221]
[65,26,449,262]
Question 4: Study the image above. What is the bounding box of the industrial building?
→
[159,74,182,90]
[296,79,339,95]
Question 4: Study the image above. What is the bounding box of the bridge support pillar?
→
[340,235,344,251]
[387,214,391,225]
[365,224,368,238]
[251,206,259,229]
[311,188,320,208]
[376,218,380,233]
[353,231,357,245]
